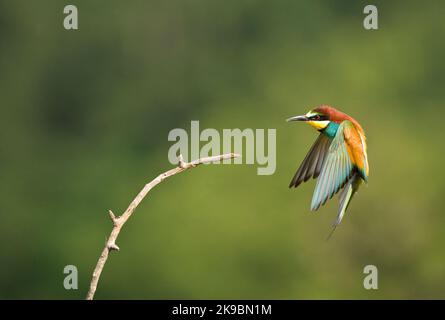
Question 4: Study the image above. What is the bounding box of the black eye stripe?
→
[309,115,328,121]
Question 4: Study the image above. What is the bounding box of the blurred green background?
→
[1,0,444,299]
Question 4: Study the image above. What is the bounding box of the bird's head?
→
[287,106,333,131]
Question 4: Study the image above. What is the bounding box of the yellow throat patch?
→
[306,120,330,130]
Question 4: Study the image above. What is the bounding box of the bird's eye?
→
[312,115,321,121]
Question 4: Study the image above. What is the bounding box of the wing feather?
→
[289,134,332,188]
[311,121,356,211]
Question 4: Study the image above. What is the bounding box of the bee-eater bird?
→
[287,105,369,237]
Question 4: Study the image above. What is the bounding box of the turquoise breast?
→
[323,122,339,138]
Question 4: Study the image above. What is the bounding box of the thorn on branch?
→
[108,210,119,226]
[107,242,120,251]
[178,154,186,168]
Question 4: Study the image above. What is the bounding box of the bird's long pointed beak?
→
[286,115,308,122]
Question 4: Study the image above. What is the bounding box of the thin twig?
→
[86,153,240,300]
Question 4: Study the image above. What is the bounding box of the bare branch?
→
[86,153,240,300]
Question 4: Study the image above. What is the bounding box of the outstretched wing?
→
[311,121,359,211]
[289,134,332,188]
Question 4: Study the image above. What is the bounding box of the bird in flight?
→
[287,105,369,238]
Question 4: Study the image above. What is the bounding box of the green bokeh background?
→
[1,0,444,299]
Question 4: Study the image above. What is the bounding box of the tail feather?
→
[326,173,361,240]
